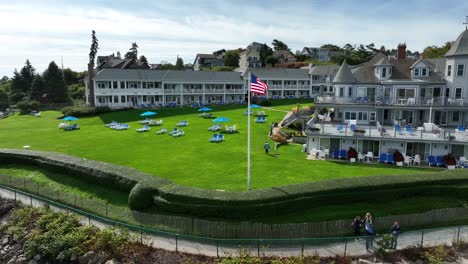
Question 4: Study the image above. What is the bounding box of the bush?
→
[128,183,156,210]
[443,154,457,166]
[61,105,116,117]
[16,100,40,114]
[347,147,357,160]
[270,133,287,144]
[394,150,404,163]
[259,100,272,106]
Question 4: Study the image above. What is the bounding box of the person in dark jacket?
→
[390,221,401,249]
[351,216,362,237]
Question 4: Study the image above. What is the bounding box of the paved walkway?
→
[0,187,466,258]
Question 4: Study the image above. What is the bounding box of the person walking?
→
[264,142,271,155]
[350,216,362,238]
[390,221,401,249]
[364,212,375,251]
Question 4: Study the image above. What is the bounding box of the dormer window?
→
[422,68,427,76]
[414,68,419,76]
[382,68,387,78]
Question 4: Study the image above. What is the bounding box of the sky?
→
[1,0,467,77]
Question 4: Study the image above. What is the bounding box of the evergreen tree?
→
[43,61,69,103]
[0,90,8,111]
[175,56,184,70]
[18,60,36,96]
[89,30,99,64]
[259,44,273,67]
[30,75,46,101]
[139,55,148,64]
[224,50,240,67]
[125,42,138,60]
[272,39,290,51]
[9,70,28,103]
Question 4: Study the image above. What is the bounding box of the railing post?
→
[344,239,348,257]
[175,234,178,253]
[421,231,424,247]
[216,240,219,258]
[301,239,304,256]
[14,190,16,201]
[257,240,260,257]
[88,214,91,225]
[105,202,108,217]
[30,195,32,206]
[457,227,461,243]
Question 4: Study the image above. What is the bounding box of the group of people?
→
[351,213,401,251]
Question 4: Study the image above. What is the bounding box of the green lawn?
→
[0,104,432,191]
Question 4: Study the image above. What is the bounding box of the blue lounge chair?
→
[457,125,465,132]
[339,149,347,159]
[379,153,387,163]
[394,125,404,135]
[427,155,437,166]
[333,149,340,159]
[209,133,218,142]
[156,128,167,135]
[337,124,344,133]
[215,134,224,143]
[436,156,445,167]
[387,154,395,164]
[169,128,179,136]
[350,124,356,132]
[405,125,415,135]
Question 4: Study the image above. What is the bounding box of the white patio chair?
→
[413,155,421,166]
[324,149,330,158]
[365,152,373,162]
[404,156,411,166]
[358,152,364,162]
[319,151,326,160]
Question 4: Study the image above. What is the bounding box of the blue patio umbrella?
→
[140,111,157,117]
[250,104,262,109]
[62,116,79,121]
[212,117,230,123]
[198,107,213,112]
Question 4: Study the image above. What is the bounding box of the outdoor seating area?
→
[169,128,184,137]
[30,110,41,117]
[255,111,267,117]
[105,121,130,130]
[138,118,163,126]
[209,133,224,143]
[63,123,80,131]
[199,113,214,119]
[208,124,222,131]
[224,125,237,133]
[136,125,150,133]
[256,116,266,123]
[176,120,189,127]
[156,128,167,135]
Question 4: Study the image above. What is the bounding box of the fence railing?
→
[0,183,467,257]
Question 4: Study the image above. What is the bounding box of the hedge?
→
[60,105,133,117]
[1,149,468,220]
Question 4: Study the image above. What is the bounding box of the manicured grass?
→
[0,103,432,191]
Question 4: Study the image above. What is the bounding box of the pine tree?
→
[125,42,138,60]
[9,70,28,103]
[0,90,9,111]
[175,56,184,70]
[89,30,99,64]
[17,60,36,96]
[139,55,148,64]
[30,75,46,101]
[43,61,69,103]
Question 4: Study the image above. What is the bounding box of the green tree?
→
[175,56,184,70]
[0,90,9,111]
[89,30,99,64]
[9,70,28,103]
[68,84,85,100]
[44,61,69,103]
[125,42,138,60]
[139,55,148,64]
[158,63,176,70]
[259,43,273,67]
[272,39,290,51]
[423,42,451,58]
[30,75,46,101]
[63,68,86,86]
[320,44,341,51]
[224,50,240,67]
[213,49,226,58]
[265,55,279,66]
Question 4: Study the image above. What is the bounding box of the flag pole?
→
[247,71,251,191]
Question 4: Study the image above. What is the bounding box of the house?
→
[301,47,342,62]
[274,50,297,64]
[96,55,149,70]
[309,64,340,95]
[193,54,225,71]
[307,28,468,160]
[238,49,262,72]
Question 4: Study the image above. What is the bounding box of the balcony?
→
[269,85,283,90]
[225,89,244,94]
[315,96,374,105]
[163,89,182,94]
[204,89,224,93]
[308,123,468,143]
[446,98,468,107]
[375,96,445,107]
[183,89,203,94]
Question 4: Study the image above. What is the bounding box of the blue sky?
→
[1,0,467,77]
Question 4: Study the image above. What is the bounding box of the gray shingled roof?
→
[373,56,391,66]
[309,65,340,75]
[445,29,468,57]
[333,60,355,83]
[196,54,216,59]
[93,69,243,83]
[246,68,310,79]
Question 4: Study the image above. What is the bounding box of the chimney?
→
[87,63,95,107]
[397,43,406,59]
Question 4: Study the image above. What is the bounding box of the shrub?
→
[259,100,272,106]
[128,183,156,210]
[16,100,40,114]
[347,147,357,160]
[394,150,404,163]
[61,105,114,117]
[270,133,287,144]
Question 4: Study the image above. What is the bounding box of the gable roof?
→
[309,65,340,75]
[333,60,355,83]
[195,54,216,60]
[445,29,468,57]
[373,56,391,66]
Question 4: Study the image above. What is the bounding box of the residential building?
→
[273,50,297,64]
[301,47,342,62]
[307,29,468,159]
[238,49,262,72]
[193,54,225,71]
[309,64,340,95]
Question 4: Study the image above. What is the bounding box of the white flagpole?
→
[247,71,251,191]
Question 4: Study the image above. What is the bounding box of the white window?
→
[348,87,352,97]
[114,96,118,103]
[128,82,138,88]
[97,82,108,89]
[422,68,427,76]
[452,111,460,122]
[414,68,420,76]
[455,88,462,99]
[447,65,452,76]
[382,67,387,78]
[357,87,367,97]
[120,81,125,89]
[389,67,392,74]
[457,64,465,76]
[113,81,118,89]
[369,112,376,121]
[121,96,126,103]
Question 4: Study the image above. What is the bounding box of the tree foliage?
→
[259,43,273,67]
[125,42,138,60]
[265,55,279,66]
[175,56,184,70]
[30,75,46,101]
[89,30,99,64]
[224,50,240,67]
[9,70,28,103]
[43,61,69,103]
[0,89,9,111]
[330,43,378,65]
[423,42,451,58]
[272,39,290,51]
[320,44,341,51]
[138,55,148,64]
[213,49,226,58]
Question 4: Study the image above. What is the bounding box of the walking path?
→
[0,186,466,258]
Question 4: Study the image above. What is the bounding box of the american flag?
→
[250,74,268,95]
